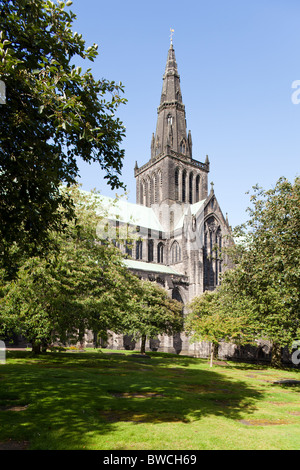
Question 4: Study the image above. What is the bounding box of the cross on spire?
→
[170,28,174,46]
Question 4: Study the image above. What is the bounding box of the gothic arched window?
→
[148,239,154,262]
[175,168,179,201]
[150,175,154,205]
[158,170,162,202]
[136,240,143,260]
[145,177,151,207]
[140,181,145,205]
[215,227,222,285]
[195,175,200,202]
[204,217,222,290]
[180,139,186,154]
[157,242,164,264]
[170,241,181,264]
[189,172,193,204]
[144,179,149,207]
[153,173,158,204]
[182,170,187,203]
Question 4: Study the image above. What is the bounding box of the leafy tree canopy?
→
[218,177,300,366]
[0,186,139,352]
[118,279,184,354]
[186,177,300,367]
[0,186,184,354]
[185,290,253,366]
[0,0,127,270]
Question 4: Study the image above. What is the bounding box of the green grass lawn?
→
[0,349,300,450]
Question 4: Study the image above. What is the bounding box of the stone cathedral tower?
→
[135,42,210,208]
[132,40,232,305]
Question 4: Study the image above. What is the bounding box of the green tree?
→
[0,186,184,355]
[220,176,300,367]
[120,280,184,354]
[0,0,126,272]
[0,186,136,353]
[185,290,252,367]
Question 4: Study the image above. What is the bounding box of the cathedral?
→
[87,40,234,355]
[132,41,233,302]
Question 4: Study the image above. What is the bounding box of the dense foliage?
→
[0,0,126,271]
[0,187,183,353]
[185,290,254,366]
[120,279,184,354]
[186,177,300,367]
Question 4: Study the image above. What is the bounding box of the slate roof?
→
[123,259,184,276]
[80,191,164,232]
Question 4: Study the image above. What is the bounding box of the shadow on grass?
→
[0,350,266,449]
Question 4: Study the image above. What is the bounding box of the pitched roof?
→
[80,191,164,232]
[123,259,183,276]
[79,189,206,233]
[174,199,206,230]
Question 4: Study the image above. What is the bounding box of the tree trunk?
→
[209,343,215,367]
[271,342,282,368]
[213,343,219,360]
[209,342,219,367]
[32,341,41,355]
[140,335,146,355]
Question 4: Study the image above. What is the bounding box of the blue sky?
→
[70,0,300,228]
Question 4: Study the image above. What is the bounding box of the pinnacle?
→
[165,44,178,75]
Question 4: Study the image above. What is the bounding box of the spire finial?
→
[170,28,174,46]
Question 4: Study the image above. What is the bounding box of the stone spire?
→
[151,42,192,160]
[135,36,210,207]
